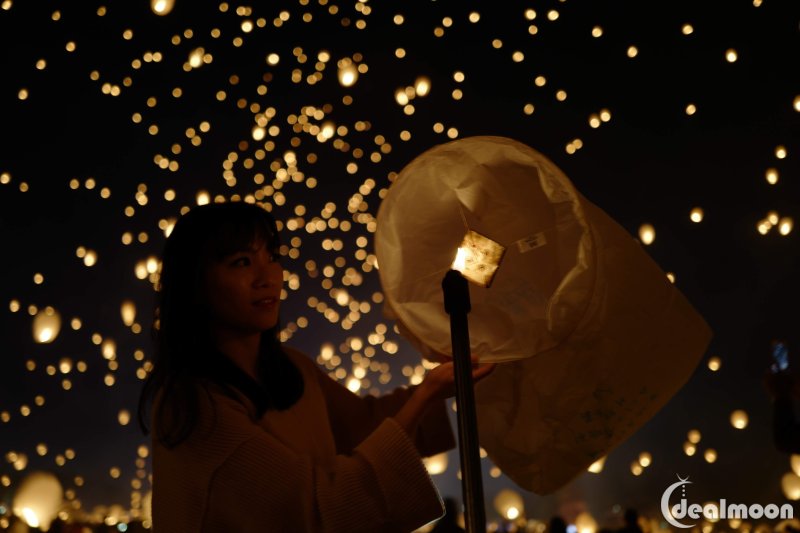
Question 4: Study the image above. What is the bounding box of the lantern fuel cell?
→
[452,230,505,288]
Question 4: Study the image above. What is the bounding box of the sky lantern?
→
[493,489,524,520]
[423,452,449,475]
[12,471,63,532]
[375,136,710,493]
[120,300,136,326]
[32,307,61,344]
[150,0,175,16]
[782,473,800,500]
[730,410,748,429]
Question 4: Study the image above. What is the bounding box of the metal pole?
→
[442,269,486,533]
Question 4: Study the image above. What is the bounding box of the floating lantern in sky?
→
[494,489,524,520]
[725,49,738,63]
[704,449,717,463]
[575,512,598,533]
[375,136,710,493]
[120,300,136,326]
[414,76,431,97]
[690,208,704,223]
[791,455,800,476]
[708,356,721,371]
[188,48,204,69]
[779,217,793,236]
[687,429,701,443]
[782,473,800,500]
[587,456,606,473]
[776,146,787,159]
[150,0,174,16]
[766,168,779,185]
[639,224,656,245]
[683,442,697,456]
[730,409,748,429]
[32,307,61,344]
[12,471,63,532]
[422,452,449,475]
[338,63,358,87]
[638,451,652,467]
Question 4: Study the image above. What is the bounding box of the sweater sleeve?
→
[201,388,444,533]
[311,359,456,457]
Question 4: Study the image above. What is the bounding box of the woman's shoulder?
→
[281,345,317,372]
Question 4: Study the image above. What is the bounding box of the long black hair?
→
[137,202,304,448]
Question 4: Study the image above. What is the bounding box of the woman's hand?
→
[416,356,495,403]
[394,357,495,436]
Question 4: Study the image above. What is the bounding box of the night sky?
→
[1,0,799,529]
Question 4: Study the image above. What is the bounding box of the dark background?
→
[1,0,799,527]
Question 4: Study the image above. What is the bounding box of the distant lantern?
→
[414,76,431,97]
[12,471,63,531]
[118,410,131,426]
[338,64,358,87]
[730,410,748,429]
[575,512,598,533]
[422,452,448,475]
[708,356,721,371]
[704,449,717,463]
[587,456,606,473]
[121,300,136,326]
[639,224,656,245]
[782,473,800,500]
[150,0,174,15]
[638,452,652,467]
[779,217,793,236]
[688,429,701,443]
[725,49,738,63]
[494,489,524,521]
[690,208,704,223]
[791,455,800,476]
[33,307,61,344]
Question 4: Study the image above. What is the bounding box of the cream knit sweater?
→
[152,347,456,532]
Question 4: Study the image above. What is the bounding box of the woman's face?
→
[201,239,283,336]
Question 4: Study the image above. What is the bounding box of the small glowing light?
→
[546,10,558,21]
[638,452,652,467]
[666,272,676,283]
[469,12,480,23]
[779,217,793,236]
[682,24,694,35]
[707,356,721,371]
[592,26,603,38]
[18,88,29,100]
[118,410,131,426]
[512,51,524,62]
[151,0,174,15]
[451,230,505,288]
[730,410,748,429]
[338,64,358,87]
[414,77,431,97]
[725,49,738,63]
[775,145,787,159]
[422,452,448,475]
[523,103,535,115]
[33,308,61,344]
[599,109,611,122]
[587,456,606,473]
[686,104,697,115]
[690,208,704,223]
[346,377,361,392]
[704,449,717,463]
[638,224,655,245]
[631,462,643,476]
[525,9,536,20]
[794,96,800,112]
[556,90,567,101]
[766,168,779,184]
[627,46,638,58]
[189,48,204,68]
[507,507,520,520]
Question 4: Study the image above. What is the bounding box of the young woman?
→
[138,201,494,532]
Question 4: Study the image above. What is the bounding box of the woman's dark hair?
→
[137,201,304,448]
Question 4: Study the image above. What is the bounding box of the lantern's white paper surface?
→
[375,136,712,494]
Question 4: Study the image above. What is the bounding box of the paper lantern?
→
[12,471,63,532]
[575,512,598,533]
[33,307,61,344]
[791,455,800,476]
[587,456,606,473]
[150,0,175,15]
[730,410,748,429]
[493,489,524,520]
[121,300,136,326]
[375,136,711,493]
[422,452,449,475]
[782,472,800,500]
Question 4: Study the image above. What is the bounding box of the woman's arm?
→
[199,390,444,533]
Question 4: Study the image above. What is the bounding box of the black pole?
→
[442,269,486,533]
